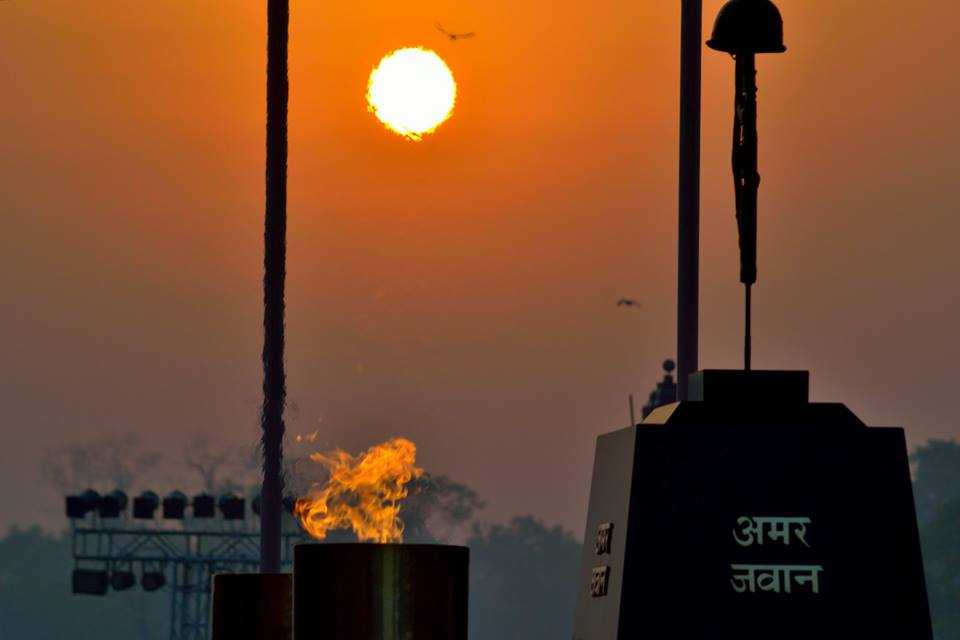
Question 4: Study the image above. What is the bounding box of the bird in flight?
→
[436,23,476,42]
[617,299,641,308]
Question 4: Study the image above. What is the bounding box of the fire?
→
[294,437,423,543]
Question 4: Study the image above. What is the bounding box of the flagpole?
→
[677,0,702,401]
[260,0,288,574]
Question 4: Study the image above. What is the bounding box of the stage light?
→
[193,493,215,518]
[72,569,108,596]
[110,569,136,591]
[66,489,103,519]
[99,490,128,518]
[133,491,160,519]
[66,496,86,519]
[218,493,245,520]
[80,489,101,512]
[163,491,188,519]
[141,571,167,592]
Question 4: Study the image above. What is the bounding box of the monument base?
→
[572,370,932,640]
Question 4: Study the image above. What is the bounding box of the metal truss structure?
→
[70,521,306,640]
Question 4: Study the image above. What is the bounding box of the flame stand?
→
[293,543,469,640]
[211,574,292,640]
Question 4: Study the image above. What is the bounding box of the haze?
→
[1,0,958,534]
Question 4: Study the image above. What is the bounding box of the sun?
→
[366,47,457,141]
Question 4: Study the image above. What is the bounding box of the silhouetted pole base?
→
[211,573,292,640]
[744,284,752,370]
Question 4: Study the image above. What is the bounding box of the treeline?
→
[0,514,579,640]
[1,455,580,640]
[913,440,960,639]
[0,436,957,639]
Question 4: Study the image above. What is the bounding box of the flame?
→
[295,430,320,444]
[294,437,423,543]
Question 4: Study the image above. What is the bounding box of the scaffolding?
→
[70,521,306,640]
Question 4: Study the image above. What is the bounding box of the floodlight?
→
[218,493,246,520]
[72,569,108,596]
[66,495,86,519]
[110,570,136,591]
[67,490,102,519]
[80,489,101,511]
[133,491,160,519]
[141,571,167,592]
[162,491,188,519]
[99,490,128,518]
[193,493,216,518]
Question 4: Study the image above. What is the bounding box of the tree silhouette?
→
[182,431,259,495]
[912,439,960,525]
[42,432,162,494]
[912,439,960,639]
[402,474,486,543]
[467,516,580,640]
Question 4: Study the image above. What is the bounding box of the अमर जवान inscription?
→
[730,516,823,595]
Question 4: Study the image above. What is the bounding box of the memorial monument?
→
[572,2,934,638]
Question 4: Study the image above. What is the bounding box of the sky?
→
[1,0,958,536]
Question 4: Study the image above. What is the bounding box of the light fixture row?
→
[65,490,298,520]
[72,567,167,595]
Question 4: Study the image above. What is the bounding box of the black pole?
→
[261,0,288,575]
[744,284,752,370]
[677,0,702,401]
[732,52,758,372]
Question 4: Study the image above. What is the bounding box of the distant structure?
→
[641,359,677,419]
[65,489,305,640]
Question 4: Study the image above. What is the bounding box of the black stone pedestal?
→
[572,370,932,640]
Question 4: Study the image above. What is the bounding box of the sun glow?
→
[366,47,457,141]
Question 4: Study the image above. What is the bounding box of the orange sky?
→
[1,0,958,534]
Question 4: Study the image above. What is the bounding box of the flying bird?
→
[617,299,641,308]
[436,22,476,41]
